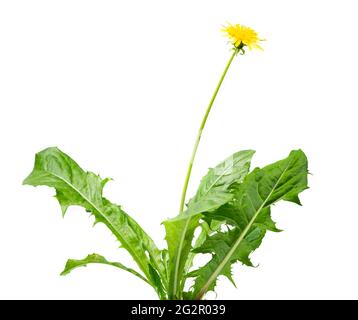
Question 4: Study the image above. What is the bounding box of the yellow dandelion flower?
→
[223,23,264,51]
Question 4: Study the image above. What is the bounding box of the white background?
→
[1,0,357,300]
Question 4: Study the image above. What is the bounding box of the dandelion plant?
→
[24,23,309,300]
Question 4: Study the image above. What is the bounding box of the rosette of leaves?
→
[24,147,308,299]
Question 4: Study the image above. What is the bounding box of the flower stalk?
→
[179,48,239,214]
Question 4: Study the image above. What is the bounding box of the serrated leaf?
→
[188,227,266,294]
[61,253,149,284]
[23,147,167,298]
[181,219,222,293]
[164,150,254,299]
[190,150,308,299]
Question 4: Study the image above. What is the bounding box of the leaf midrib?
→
[171,154,250,298]
[204,155,248,197]
[194,163,291,300]
[47,170,152,284]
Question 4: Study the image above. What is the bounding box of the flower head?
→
[223,23,263,51]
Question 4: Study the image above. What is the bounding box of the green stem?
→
[179,49,238,214]
[170,48,239,300]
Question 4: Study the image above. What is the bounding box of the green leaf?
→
[186,150,255,215]
[61,253,149,284]
[164,150,255,299]
[23,147,167,298]
[187,226,266,298]
[164,215,200,299]
[189,150,308,300]
[181,219,222,291]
